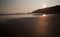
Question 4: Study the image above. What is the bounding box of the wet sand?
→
[0,14,60,37]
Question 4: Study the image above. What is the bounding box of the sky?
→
[0,0,60,14]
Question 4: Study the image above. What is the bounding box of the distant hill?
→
[32,5,60,14]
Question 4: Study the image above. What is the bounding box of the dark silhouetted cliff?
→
[32,5,60,14]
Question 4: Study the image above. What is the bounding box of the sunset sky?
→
[0,0,60,14]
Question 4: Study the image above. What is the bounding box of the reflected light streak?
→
[35,15,50,37]
[40,14,47,17]
[42,14,46,16]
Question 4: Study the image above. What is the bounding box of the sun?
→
[42,4,47,8]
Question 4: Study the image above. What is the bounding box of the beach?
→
[0,14,60,37]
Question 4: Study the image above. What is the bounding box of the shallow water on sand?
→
[0,14,54,20]
[0,14,34,20]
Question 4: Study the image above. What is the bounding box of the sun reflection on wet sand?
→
[35,15,51,37]
[42,14,47,16]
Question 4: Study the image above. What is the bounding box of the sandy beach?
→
[1,14,60,37]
